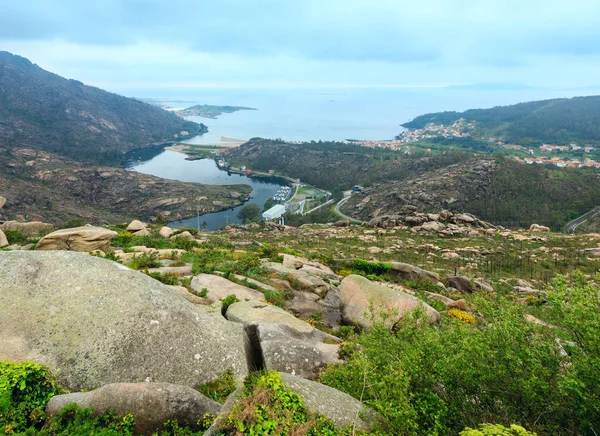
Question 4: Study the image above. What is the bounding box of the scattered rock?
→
[191,273,264,303]
[446,275,473,292]
[339,275,439,330]
[530,224,550,232]
[0,220,53,234]
[278,372,378,431]
[126,220,146,232]
[159,226,174,238]
[147,265,193,276]
[262,261,332,296]
[333,220,350,227]
[46,383,221,436]
[447,299,468,311]
[0,251,249,391]
[474,279,494,293]
[389,262,440,285]
[132,228,150,237]
[35,226,117,252]
[172,231,195,241]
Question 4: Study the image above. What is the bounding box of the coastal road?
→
[565,207,600,233]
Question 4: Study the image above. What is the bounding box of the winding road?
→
[565,207,600,233]
[334,194,363,223]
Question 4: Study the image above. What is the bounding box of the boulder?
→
[530,224,550,232]
[191,273,264,303]
[226,301,340,380]
[262,261,331,296]
[339,275,439,330]
[0,220,53,235]
[0,251,249,391]
[389,262,440,285]
[147,265,193,276]
[282,253,309,269]
[447,299,468,311]
[159,226,174,239]
[0,230,8,248]
[278,373,377,431]
[333,219,350,227]
[172,231,195,241]
[421,221,446,232]
[474,279,494,293]
[46,382,221,436]
[447,275,473,292]
[0,196,6,209]
[132,228,150,237]
[126,220,146,232]
[167,285,211,305]
[35,226,118,252]
[300,263,340,281]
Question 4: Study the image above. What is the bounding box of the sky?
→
[2,0,600,93]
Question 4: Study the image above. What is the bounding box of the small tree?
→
[237,204,261,223]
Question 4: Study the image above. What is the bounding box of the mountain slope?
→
[0,51,205,163]
[402,95,600,144]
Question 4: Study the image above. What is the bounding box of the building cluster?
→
[397,118,475,143]
[272,186,292,202]
[514,156,600,169]
[540,143,594,153]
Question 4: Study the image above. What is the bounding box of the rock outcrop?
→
[389,262,440,285]
[0,220,53,234]
[35,226,117,252]
[0,251,249,391]
[46,383,221,435]
[226,301,341,380]
[339,275,439,329]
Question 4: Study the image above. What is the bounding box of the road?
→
[565,207,600,233]
[334,193,363,223]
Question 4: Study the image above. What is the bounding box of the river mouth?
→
[124,147,286,230]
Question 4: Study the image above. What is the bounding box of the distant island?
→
[177,104,257,119]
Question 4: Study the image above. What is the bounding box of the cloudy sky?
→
[2,0,600,93]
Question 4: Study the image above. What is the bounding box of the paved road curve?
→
[334,194,363,224]
[565,207,600,233]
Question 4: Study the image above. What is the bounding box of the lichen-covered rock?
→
[0,251,249,391]
[191,274,264,303]
[46,382,221,435]
[35,226,117,252]
[339,275,439,329]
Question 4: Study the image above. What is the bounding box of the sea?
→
[125,86,599,229]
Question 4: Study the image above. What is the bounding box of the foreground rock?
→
[35,226,118,252]
[0,220,53,234]
[278,373,377,430]
[191,274,264,304]
[226,301,341,380]
[339,275,440,329]
[0,251,249,390]
[46,382,221,435]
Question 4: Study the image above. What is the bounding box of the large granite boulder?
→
[35,226,118,252]
[46,382,221,435]
[126,220,147,232]
[0,220,53,234]
[339,275,439,329]
[0,251,250,391]
[0,229,8,248]
[389,262,440,285]
[191,274,264,304]
[159,226,174,239]
[278,373,378,430]
[447,275,473,292]
[226,301,341,380]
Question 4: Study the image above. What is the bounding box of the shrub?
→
[0,361,62,433]
[4,230,29,245]
[147,272,180,286]
[447,308,476,324]
[221,294,240,311]
[127,252,161,270]
[40,404,135,435]
[460,424,537,435]
[352,259,392,276]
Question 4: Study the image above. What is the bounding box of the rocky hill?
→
[0,145,251,225]
[402,95,600,144]
[341,156,600,231]
[1,217,599,434]
[0,51,205,164]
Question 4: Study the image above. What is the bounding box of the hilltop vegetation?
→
[178,104,257,119]
[402,95,600,144]
[0,51,204,164]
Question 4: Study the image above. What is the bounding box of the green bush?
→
[4,230,29,245]
[0,361,62,433]
[127,252,161,270]
[221,294,240,311]
[351,259,392,276]
[460,424,537,436]
[147,272,180,286]
[39,404,135,435]
[320,279,600,435]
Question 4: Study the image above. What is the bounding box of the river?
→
[125,147,285,230]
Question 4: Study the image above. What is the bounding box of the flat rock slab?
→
[46,382,221,436]
[147,265,193,276]
[0,220,54,234]
[191,273,264,303]
[0,251,249,391]
[35,226,117,252]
